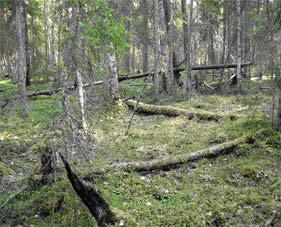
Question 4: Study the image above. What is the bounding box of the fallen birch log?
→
[126,99,238,121]
[87,131,261,175]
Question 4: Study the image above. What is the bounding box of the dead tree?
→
[59,154,117,227]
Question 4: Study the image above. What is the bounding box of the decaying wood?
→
[27,62,252,98]
[27,80,103,98]
[119,62,252,81]
[88,131,261,175]
[126,99,238,121]
[59,154,117,227]
[41,146,55,185]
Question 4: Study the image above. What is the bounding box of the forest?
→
[0,0,281,226]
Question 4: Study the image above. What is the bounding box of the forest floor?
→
[0,78,281,226]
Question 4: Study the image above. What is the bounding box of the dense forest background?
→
[0,0,281,226]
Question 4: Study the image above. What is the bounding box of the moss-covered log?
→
[126,99,238,121]
[87,131,260,175]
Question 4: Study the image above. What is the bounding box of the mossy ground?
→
[0,78,280,226]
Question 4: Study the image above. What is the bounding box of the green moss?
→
[0,161,15,175]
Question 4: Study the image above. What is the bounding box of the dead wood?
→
[119,62,252,81]
[88,131,261,175]
[126,99,238,121]
[59,154,117,227]
[27,62,252,98]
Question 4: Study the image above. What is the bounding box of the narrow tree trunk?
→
[23,0,30,86]
[163,0,174,93]
[236,0,242,87]
[15,0,29,116]
[182,0,193,97]
[153,0,161,101]
[106,48,119,101]
[141,0,149,73]
[49,0,56,69]
[76,69,87,131]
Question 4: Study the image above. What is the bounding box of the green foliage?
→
[202,0,221,15]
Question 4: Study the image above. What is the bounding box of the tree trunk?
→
[236,0,242,87]
[76,69,87,131]
[126,99,239,121]
[181,0,193,97]
[23,0,30,86]
[87,131,261,175]
[141,0,149,73]
[60,154,117,227]
[163,0,174,93]
[153,0,161,101]
[15,0,29,116]
[106,48,119,102]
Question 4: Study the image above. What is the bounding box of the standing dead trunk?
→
[15,0,29,116]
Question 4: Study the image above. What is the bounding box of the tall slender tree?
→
[14,0,29,116]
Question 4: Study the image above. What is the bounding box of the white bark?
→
[76,69,87,131]
[106,49,119,101]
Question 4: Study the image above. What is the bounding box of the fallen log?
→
[27,62,252,98]
[88,131,261,175]
[126,99,238,121]
[119,62,252,81]
[27,80,104,98]
[59,154,117,227]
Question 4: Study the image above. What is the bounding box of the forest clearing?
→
[0,0,281,226]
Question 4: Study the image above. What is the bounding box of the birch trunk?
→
[106,49,119,101]
[76,69,87,131]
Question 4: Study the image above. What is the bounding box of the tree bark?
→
[23,0,31,86]
[87,131,260,175]
[76,69,88,131]
[106,48,119,101]
[15,0,29,116]
[126,99,238,121]
[60,154,117,227]
[141,0,149,73]
[163,0,174,93]
[236,0,242,87]
[181,0,193,97]
[153,0,161,101]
